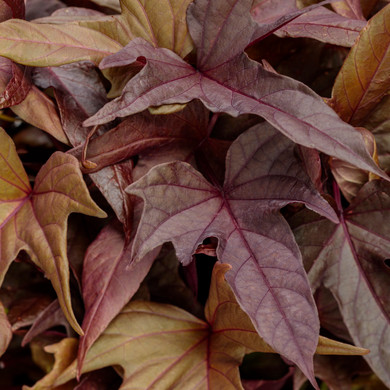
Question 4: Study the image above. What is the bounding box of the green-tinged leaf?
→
[330,4,390,125]
[0,19,122,66]
[0,129,107,335]
[11,86,68,144]
[23,338,79,390]
[79,0,193,57]
[30,264,367,390]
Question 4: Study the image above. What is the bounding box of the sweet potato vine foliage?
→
[1,0,390,388]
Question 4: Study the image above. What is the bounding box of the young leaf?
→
[330,4,390,125]
[291,180,390,386]
[78,221,159,372]
[0,128,107,335]
[0,19,122,66]
[126,123,339,385]
[35,263,367,390]
[84,0,386,179]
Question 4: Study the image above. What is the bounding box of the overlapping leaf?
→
[251,1,365,47]
[125,122,341,385]
[84,0,386,180]
[78,221,160,372]
[291,180,390,386]
[0,300,11,358]
[30,263,367,390]
[0,19,122,66]
[330,4,390,125]
[0,128,106,335]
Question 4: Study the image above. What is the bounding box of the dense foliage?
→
[0,0,390,389]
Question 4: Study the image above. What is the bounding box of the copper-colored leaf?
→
[330,4,390,125]
[0,128,107,335]
[0,19,122,66]
[32,263,367,390]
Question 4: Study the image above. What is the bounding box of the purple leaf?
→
[126,122,339,386]
[291,180,390,386]
[78,220,159,373]
[0,57,31,109]
[251,1,365,47]
[84,0,386,180]
[22,299,72,346]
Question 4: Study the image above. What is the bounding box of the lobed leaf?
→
[31,263,368,389]
[126,123,339,385]
[0,129,107,335]
[291,180,390,386]
[84,0,386,180]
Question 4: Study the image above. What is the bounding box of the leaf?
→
[77,0,194,57]
[330,4,390,125]
[332,0,365,20]
[36,263,366,390]
[126,122,340,385]
[0,0,25,22]
[78,220,159,372]
[84,0,386,180]
[330,127,378,202]
[0,299,12,358]
[22,300,72,346]
[0,57,31,109]
[0,19,122,66]
[0,128,107,335]
[23,338,79,390]
[25,0,66,21]
[251,2,365,47]
[291,180,390,386]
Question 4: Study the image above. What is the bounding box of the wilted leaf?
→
[78,221,159,372]
[330,4,390,125]
[84,0,386,179]
[291,180,390,386]
[126,122,341,384]
[0,128,106,334]
[0,19,122,66]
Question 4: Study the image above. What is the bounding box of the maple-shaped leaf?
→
[32,263,367,390]
[0,128,107,335]
[83,0,385,180]
[291,180,390,386]
[125,122,340,385]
